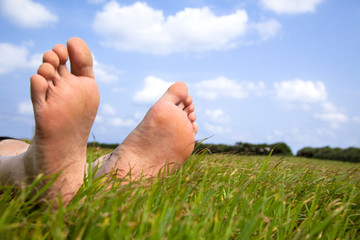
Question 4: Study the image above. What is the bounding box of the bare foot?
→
[94,82,198,180]
[23,37,99,205]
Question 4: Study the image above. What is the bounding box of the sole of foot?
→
[94,81,198,180]
[23,37,99,206]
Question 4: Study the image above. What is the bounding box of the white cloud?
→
[196,76,265,100]
[93,1,279,54]
[204,122,231,134]
[97,106,137,127]
[205,109,230,123]
[102,103,116,115]
[314,113,347,123]
[246,81,267,96]
[0,0,58,28]
[109,117,135,127]
[321,101,336,112]
[260,0,325,14]
[274,79,327,102]
[314,113,348,128]
[273,79,348,128]
[133,76,173,104]
[92,55,122,83]
[253,19,282,41]
[18,100,33,115]
[314,101,348,128]
[0,43,41,74]
[0,43,28,74]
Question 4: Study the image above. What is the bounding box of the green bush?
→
[87,141,119,149]
[194,142,293,156]
[297,146,360,163]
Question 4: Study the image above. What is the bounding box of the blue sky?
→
[0,0,359,153]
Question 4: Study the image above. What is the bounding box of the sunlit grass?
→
[0,148,359,239]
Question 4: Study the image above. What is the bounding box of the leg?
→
[0,139,29,156]
[93,82,198,180]
[0,37,99,206]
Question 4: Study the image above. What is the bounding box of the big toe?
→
[162,81,189,105]
[66,37,94,78]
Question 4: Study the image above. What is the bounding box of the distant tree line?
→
[87,142,119,149]
[296,146,360,163]
[194,142,293,156]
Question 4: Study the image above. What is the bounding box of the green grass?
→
[0,147,359,239]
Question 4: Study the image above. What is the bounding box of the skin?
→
[93,81,198,180]
[0,37,100,206]
[0,37,198,206]
[0,139,29,156]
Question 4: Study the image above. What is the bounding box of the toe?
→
[184,103,195,115]
[66,37,94,78]
[30,74,48,104]
[184,94,193,107]
[162,82,188,105]
[37,63,56,82]
[188,112,196,122]
[192,122,199,135]
[52,44,70,76]
[42,50,60,69]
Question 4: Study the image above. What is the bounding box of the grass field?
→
[0,147,359,239]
